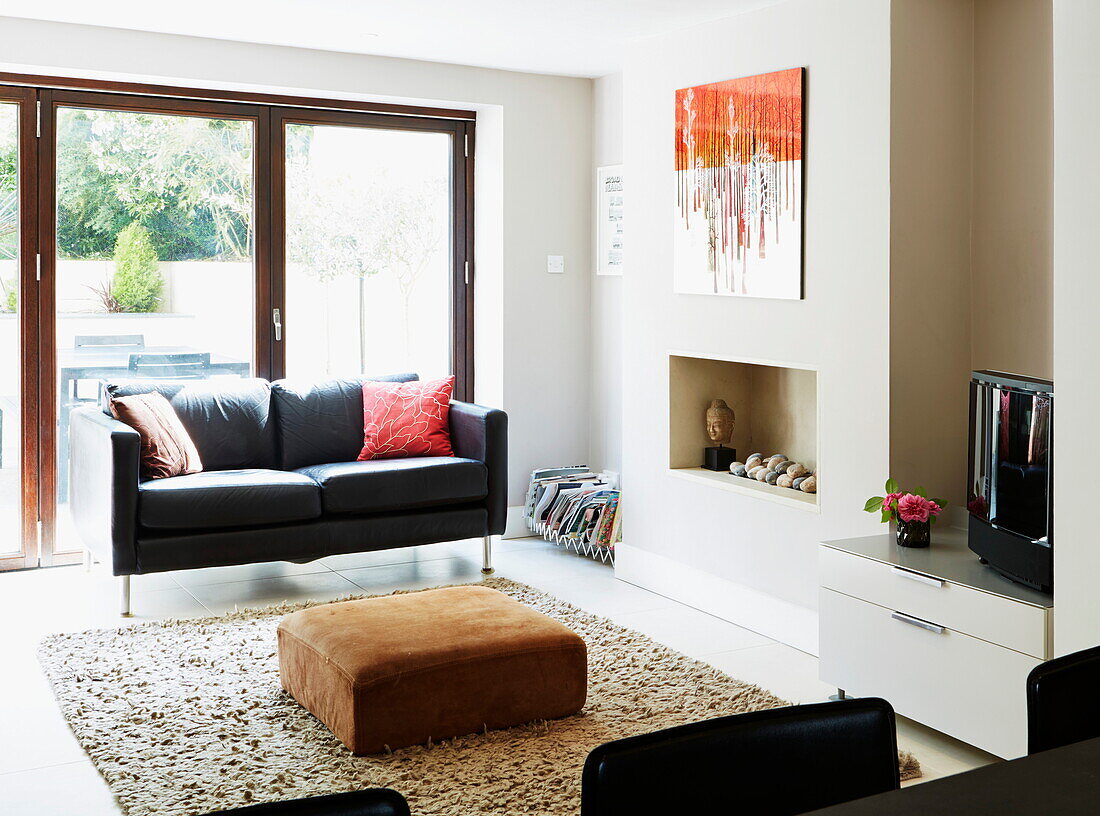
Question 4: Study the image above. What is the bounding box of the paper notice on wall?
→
[597,165,624,276]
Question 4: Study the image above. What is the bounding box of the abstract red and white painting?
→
[674,67,804,299]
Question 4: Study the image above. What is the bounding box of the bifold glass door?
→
[279,115,459,382]
[0,82,472,570]
[46,97,261,559]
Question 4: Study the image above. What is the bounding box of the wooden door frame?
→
[269,107,475,400]
[456,119,475,403]
[0,71,476,122]
[0,87,39,570]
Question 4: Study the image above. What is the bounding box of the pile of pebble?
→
[729,453,817,494]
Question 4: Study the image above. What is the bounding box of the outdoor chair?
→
[75,334,146,349]
[72,334,146,401]
[127,352,212,379]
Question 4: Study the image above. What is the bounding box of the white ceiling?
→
[0,0,777,78]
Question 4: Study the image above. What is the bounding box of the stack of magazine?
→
[523,465,621,564]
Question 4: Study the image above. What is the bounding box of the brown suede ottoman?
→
[277,585,588,754]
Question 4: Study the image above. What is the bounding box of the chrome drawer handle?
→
[891,611,946,634]
[891,566,945,588]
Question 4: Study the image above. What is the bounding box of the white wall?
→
[617,0,891,652]
[0,16,594,504]
[889,0,974,510]
[890,0,1053,511]
[1052,0,1100,655]
[590,72,623,477]
[971,0,1054,381]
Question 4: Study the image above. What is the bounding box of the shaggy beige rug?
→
[39,577,919,815]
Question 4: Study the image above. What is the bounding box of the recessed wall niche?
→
[669,353,819,509]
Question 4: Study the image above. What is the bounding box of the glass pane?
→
[990,388,1051,540]
[284,125,452,380]
[54,107,255,528]
[0,103,21,557]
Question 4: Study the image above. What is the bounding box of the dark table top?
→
[808,736,1100,815]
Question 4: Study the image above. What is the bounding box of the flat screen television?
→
[967,370,1053,593]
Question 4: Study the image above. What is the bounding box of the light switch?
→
[547,255,565,275]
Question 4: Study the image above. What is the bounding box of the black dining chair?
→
[208,789,410,816]
[127,351,212,379]
[1027,644,1100,754]
[582,699,900,816]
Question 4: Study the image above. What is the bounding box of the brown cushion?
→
[277,586,587,754]
[110,391,203,480]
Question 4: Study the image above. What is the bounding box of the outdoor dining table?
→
[56,345,250,498]
[59,344,251,393]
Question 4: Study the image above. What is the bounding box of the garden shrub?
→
[112,222,163,313]
[1,279,16,313]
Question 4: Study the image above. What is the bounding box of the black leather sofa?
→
[69,373,507,614]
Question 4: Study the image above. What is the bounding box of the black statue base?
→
[703,446,737,471]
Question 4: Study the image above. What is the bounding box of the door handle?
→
[891,611,945,634]
[273,308,282,342]
[891,566,945,588]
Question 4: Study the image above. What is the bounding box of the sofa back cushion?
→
[103,378,277,471]
[271,373,419,470]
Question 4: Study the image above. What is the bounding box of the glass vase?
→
[895,519,931,548]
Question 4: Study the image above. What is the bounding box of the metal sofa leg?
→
[482,535,495,575]
[120,575,132,617]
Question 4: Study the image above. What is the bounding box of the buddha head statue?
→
[705,399,735,446]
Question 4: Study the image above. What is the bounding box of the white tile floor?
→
[0,537,997,813]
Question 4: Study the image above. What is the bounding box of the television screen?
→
[968,371,1053,593]
[969,382,1050,541]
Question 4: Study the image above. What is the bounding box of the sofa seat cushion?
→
[139,469,322,530]
[296,457,487,515]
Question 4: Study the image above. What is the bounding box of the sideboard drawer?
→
[818,587,1039,759]
[819,545,1048,658]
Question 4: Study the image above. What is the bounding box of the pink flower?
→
[897,494,931,523]
[928,501,942,517]
[883,493,902,512]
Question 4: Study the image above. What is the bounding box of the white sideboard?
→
[818,527,1053,759]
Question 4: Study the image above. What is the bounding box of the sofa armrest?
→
[69,406,141,575]
[450,401,508,536]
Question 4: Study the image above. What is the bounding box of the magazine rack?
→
[523,466,620,564]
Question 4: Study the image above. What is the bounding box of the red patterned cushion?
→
[358,376,455,460]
